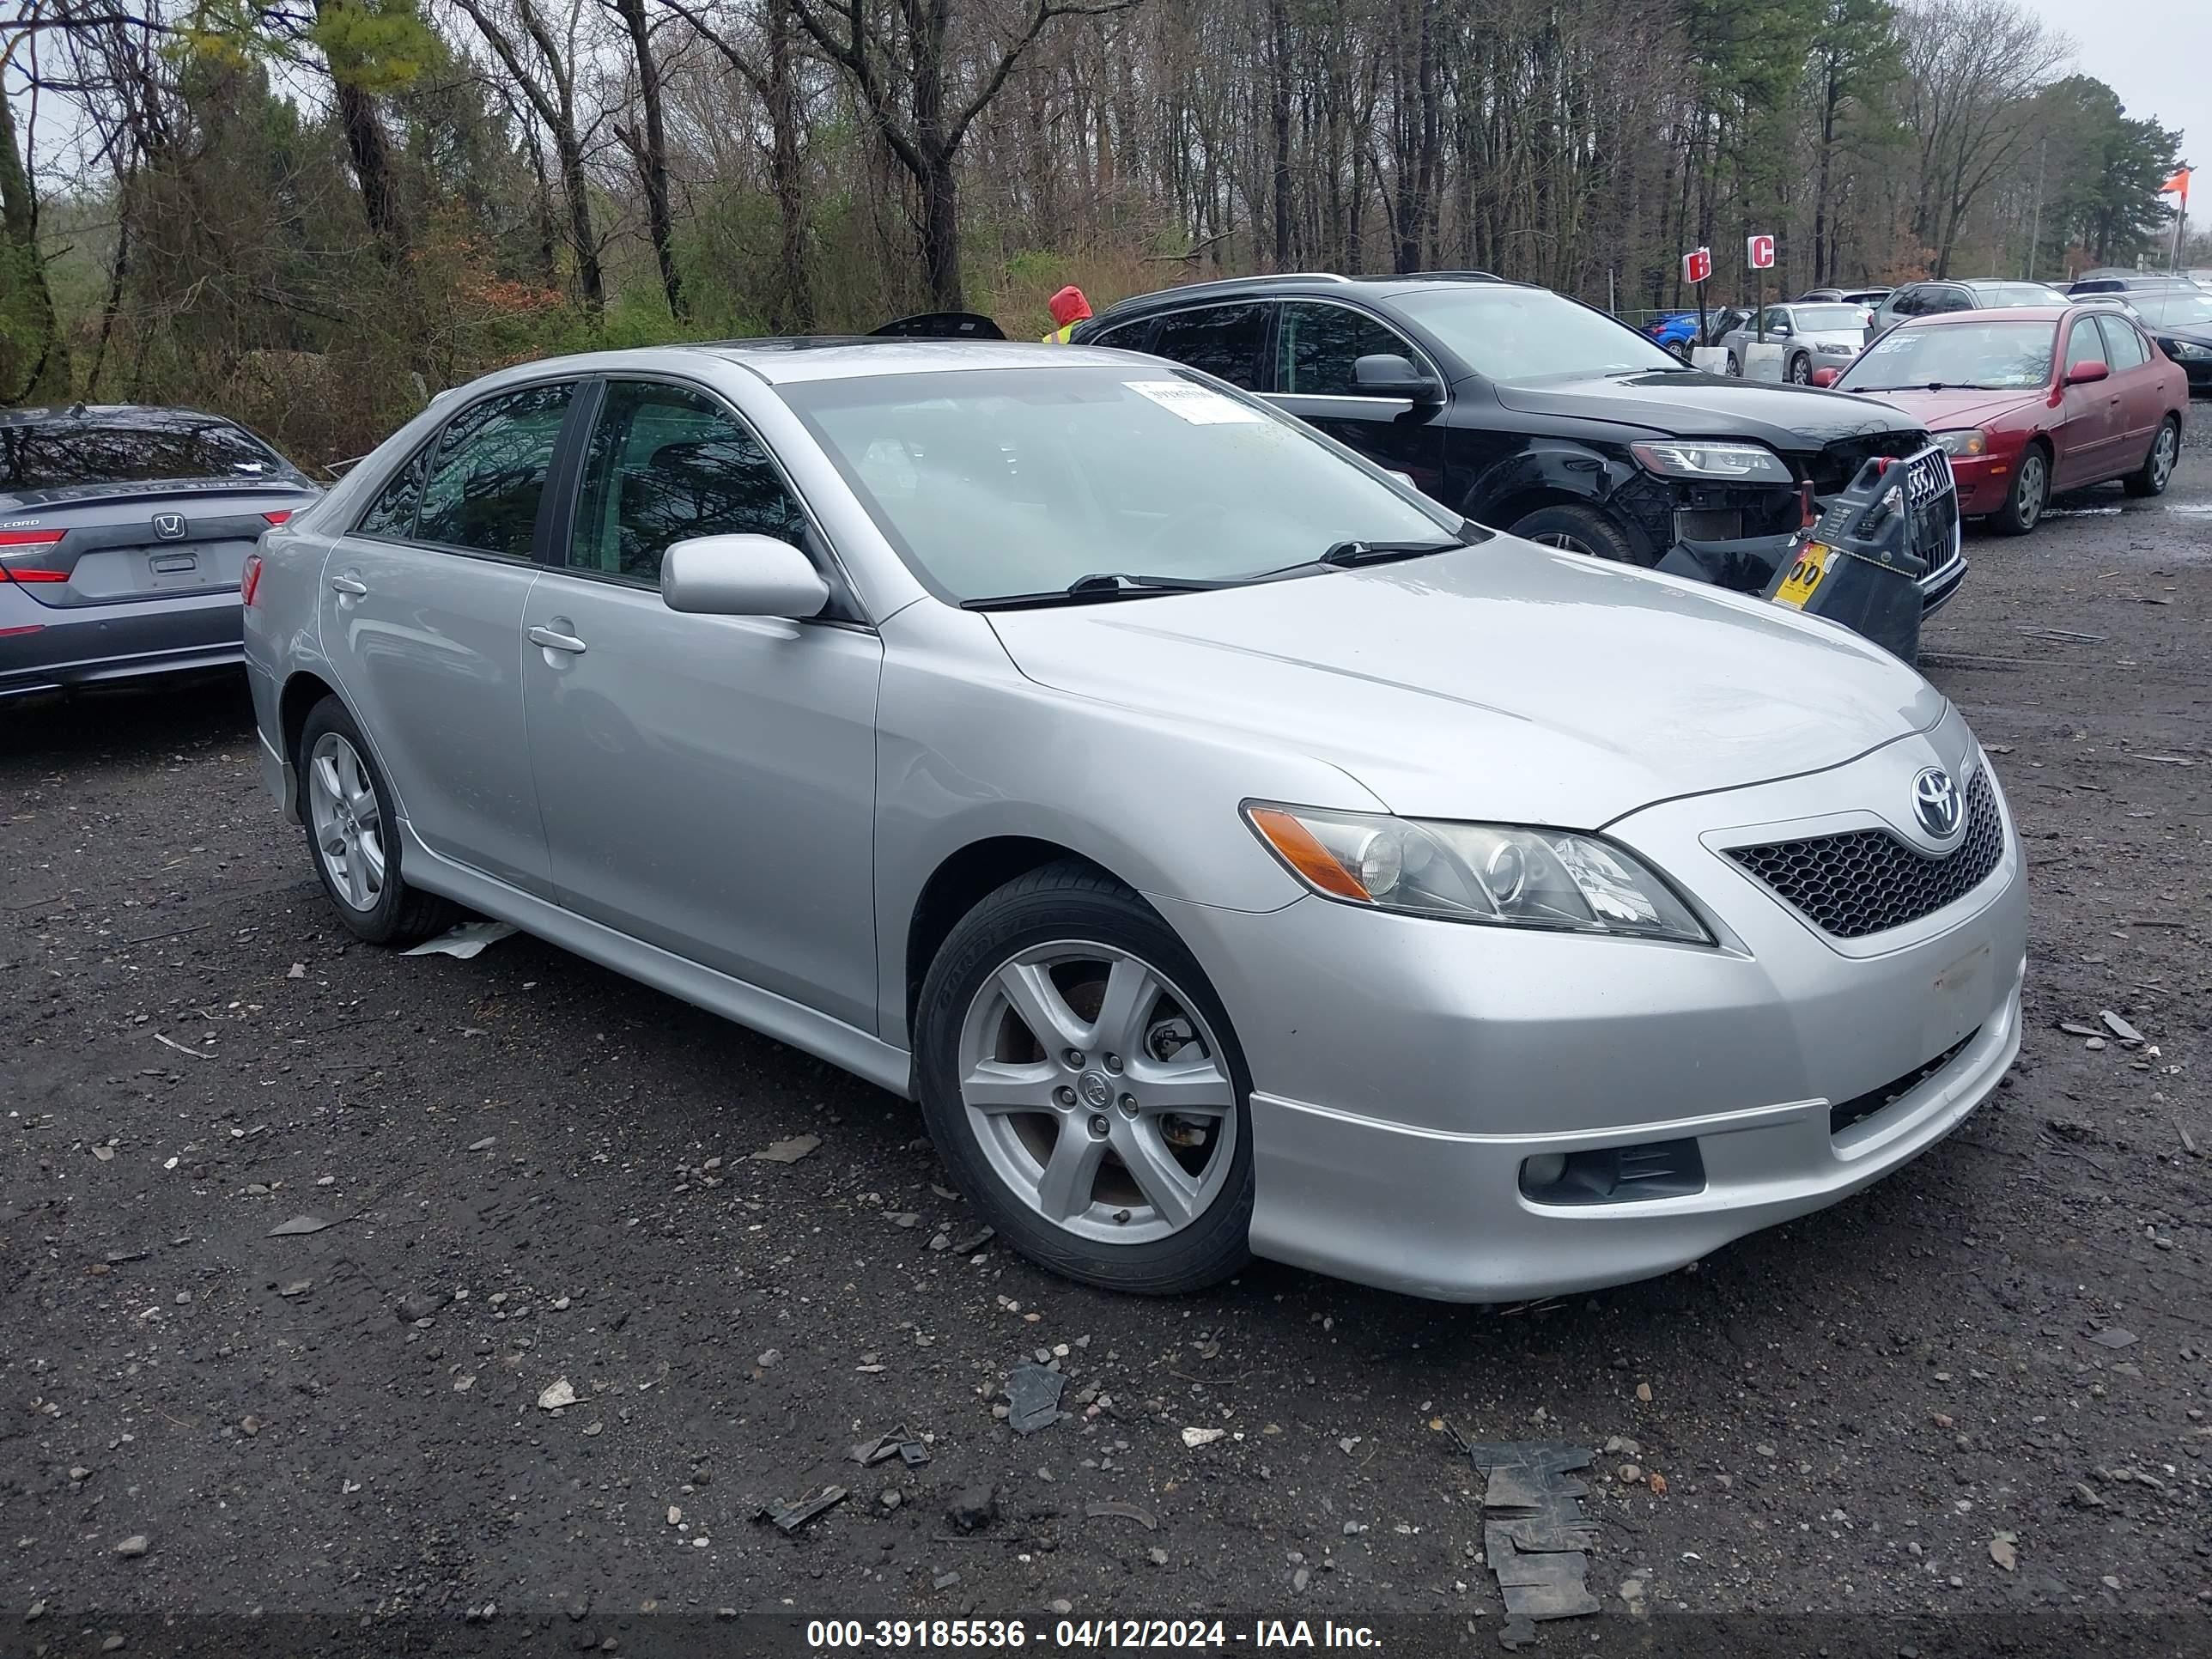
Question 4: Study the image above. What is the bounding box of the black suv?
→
[1073,272,1962,611]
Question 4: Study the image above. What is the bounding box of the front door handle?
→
[528,624,587,655]
[329,574,368,597]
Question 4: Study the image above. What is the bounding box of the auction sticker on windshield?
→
[1773,542,1832,608]
[1125,380,1267,423]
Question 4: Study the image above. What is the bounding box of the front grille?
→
[1902,450,1959,574]
[1829,1029,1978,1136]
[1727,769,2002,939]
[1805,430,1929,495]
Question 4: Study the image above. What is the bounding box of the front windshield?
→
[1792,305,1869,331]
[1837,319,2055,391]
[786,367,1462,603]
[1390,287,1681,381]
[2132,290,2212,327]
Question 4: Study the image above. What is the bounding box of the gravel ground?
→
[3,426,2209,1648]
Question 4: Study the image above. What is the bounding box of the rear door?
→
[1144,303,1273,390]
[520,376,884,1030]
[318,380,575,897]
[1267,298,1448,495]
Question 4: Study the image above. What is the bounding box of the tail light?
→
[1800,481,1818,529]
[262,510,294,526]
[0,530,67,585]
[240,552,264,608]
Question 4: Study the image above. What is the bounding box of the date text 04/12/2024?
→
[805,1620,1383,1650]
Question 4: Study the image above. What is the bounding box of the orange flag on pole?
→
[2160,167,2191,204]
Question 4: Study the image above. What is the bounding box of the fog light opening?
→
[1520,1139,1706,1205]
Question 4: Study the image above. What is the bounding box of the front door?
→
[521,377,884,1032]
[318,380,574,896]
[1266,299,1448,499]
[2054,317,2122,488]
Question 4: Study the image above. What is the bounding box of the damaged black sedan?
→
[1074,273,1962,643]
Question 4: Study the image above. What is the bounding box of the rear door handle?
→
[528,624,587,655]
[329,574,368,597]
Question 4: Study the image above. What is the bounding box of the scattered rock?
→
[1635,1382,1654,1403]
[2089,1329,2138,1350]
[277,1279,313,1298]
[754,1134,821,1164]
[114,1534,149,1558]
[947,1484,999,1533]
[1618,1463,1643,1484]
[266,1215,331,1237]
[2100,1011,2142,1044]
[1990,1534,2018,1572]
[2085,1036,2107,1052]
[467,1137,496,1152]
[2071,1482,2106,1510]
[1146,1547,1170,1567]
[397,1289,451,1323]
[1181,1426,1227,1449]
[538,1377,579,1411]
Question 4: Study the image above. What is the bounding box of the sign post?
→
[1747,234,1776,341]
[1683,247,1712,350]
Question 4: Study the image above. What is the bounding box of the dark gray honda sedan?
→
[1,404,320,700]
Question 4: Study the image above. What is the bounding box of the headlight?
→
[1934,428,1989,459]
[1629,441,1793,484]
[1243,804,1712,944]
[2167,339,2212,362]
[1815,342,1856,356]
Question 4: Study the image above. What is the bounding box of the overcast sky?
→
[2014,0,2208,185]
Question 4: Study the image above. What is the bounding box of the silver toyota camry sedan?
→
[244,340,2026,1302]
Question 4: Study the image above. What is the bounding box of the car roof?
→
[1085,270,1519,324]
[678,337,1140,385]
[0,402,245,430]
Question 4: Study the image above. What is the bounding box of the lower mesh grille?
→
[1728,769,2002,939]
[1829,1030,1978,1136]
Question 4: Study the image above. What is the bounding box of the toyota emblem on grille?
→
[153,513,187,540]
[1912,767,1963,839]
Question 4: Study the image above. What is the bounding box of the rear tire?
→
[1509,503,1644,564]
[914,860,1254,1296]
[297,696,456,947]
[1725,351,1741,376]
[1989,442,2048,537]
[2124,416,2179,498]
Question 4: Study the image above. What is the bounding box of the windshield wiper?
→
[962,572,1234,611]
[1317,537,1468,567]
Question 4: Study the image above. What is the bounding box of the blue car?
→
[1646,312,1702,356]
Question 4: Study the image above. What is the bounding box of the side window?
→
[1147,304,1270,389]
[1888,290,1924,319]
[1761,307,1791,333]
[1091,318,1156,353]
[413,381,575,558]
[2095,314,2148,370]
[2063,319,2106,372]
[357,446,428,540]
[568,380,810,587]
[1276,301,1424,395]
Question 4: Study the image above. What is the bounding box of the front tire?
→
[1725,351,1742,376]
[2124,416,2180,498]
[1509,502,1643,563]
[1787,354,1813,384]
[297,696,455,946]
[1989,442,2048,537]
[915,861,1254,1296]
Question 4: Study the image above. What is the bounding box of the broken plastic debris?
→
[265,1215,331,1237]
[2088,1328,2137,1349]
[1085,1500,1158,1531]
[754,1485,848,1534]
[1463,1440,1601,1633]
[2100,1010,2143,1044]
[402,921,518,960]
[947,1224,996,1255]
[753,1134,821,1164]
[537,1377,579,1411]
[1006,1363,1066,1435]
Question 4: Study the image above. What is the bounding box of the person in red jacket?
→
[1042,286,1093,343]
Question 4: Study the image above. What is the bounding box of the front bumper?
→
[0,584,243,698]
[1945,452,2019,518]
[1157,708,2026,1302]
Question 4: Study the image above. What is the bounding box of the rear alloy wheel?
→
[916,863,1252,1294]
[2124,417,2180,498]
[298,696,455,946]
[1726,351,1742,377]
[1788,355,1814,385]
[1989,444,2047,537]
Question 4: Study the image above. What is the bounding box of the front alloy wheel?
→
[957,944,1238,1245]
[915,861,1254,1294]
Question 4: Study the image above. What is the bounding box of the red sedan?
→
[1821,306,2186,534]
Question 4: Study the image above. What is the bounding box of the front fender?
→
[1464,441,1674,556]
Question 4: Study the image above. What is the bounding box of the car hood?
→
[1489,372,1922,451]
[984,540,1944,827]
[2150,322,2212,347]
[1800,329,1866,352]
[1835,386,2046,430]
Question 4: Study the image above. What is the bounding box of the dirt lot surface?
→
[4,426,2209,1652]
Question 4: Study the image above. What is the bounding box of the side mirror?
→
[2064,359,2110,386]
[662,533,830,618]
[1353,353,1443,403]
[1811,367,1839,388]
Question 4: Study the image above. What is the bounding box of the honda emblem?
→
[153,513,187,540]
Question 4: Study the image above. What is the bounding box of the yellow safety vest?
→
[1042,325,1076,344]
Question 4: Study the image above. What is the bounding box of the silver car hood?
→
[1802,329,1864,351]
[986,542,1945,827]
